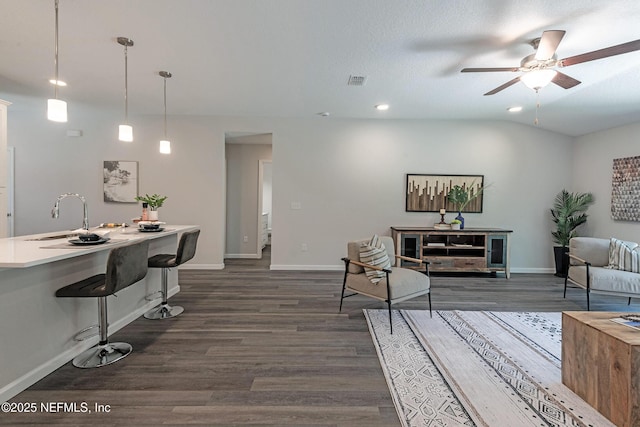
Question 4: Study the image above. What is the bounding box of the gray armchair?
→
[340,236,431,333]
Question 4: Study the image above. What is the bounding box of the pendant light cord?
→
[163,76,167,138]
[53,0,60,99]
[534,89,540,126]
[124,44,129,124]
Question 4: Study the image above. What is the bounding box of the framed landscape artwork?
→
[611,155,640,221]
[103,160,138,203]
[406,174,484,213]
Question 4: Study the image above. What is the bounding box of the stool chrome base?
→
[72,342,133,368]
[143,303,184,320]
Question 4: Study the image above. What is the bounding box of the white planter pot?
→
[148,210,159,221]
[451,223,461,230]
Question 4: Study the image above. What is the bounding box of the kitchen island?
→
[0,225,199,402]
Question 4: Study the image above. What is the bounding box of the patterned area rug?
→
[365,310,614,427]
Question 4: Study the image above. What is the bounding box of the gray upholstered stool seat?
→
[55,240,149,368]
[144,229,200,320]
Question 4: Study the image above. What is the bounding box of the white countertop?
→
[0,225,199,268]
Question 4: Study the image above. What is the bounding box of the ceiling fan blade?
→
[484,77,521,96]
[551,71,581,89]
[461,67,520,73]
[535,30,566,60]
[559,39,640,67]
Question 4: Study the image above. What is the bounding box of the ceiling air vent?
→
[347,75,367,86]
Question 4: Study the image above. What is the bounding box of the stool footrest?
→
[144,291,163,301]
[73,324,102,342]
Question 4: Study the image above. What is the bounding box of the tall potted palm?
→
[550,189,594,276]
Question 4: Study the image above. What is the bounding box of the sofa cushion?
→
[569,265,640,294]
[347,236,396,274]
[569,237,609,267]
[345,267,430,301]
[608,237,640,273]
[359,235,392,284]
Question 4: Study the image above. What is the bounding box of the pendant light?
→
[47,0,67,122]
[159,71,172,154]
[117,37,134,142]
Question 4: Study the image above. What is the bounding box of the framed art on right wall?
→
[611,155,640,221]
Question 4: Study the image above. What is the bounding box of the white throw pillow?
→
[359,234,392,284]
[608,237,640,273]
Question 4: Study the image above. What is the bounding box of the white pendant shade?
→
[118,124,133,142]
[47,98,67,122]
[520,69,557,90]
[159,140,171,154]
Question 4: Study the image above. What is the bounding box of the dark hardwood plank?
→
[3,247,638,426]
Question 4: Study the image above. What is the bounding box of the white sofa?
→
[564,237,640,310]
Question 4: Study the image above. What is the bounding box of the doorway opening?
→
[224,132,272,265]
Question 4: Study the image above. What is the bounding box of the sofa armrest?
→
[341,257,392,273]
[568,253,591,266]
[395,254,422,264]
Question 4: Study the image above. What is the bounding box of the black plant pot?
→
[553,246,569,277]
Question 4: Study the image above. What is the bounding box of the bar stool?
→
[55,240,149,368]
[144,229,200,320]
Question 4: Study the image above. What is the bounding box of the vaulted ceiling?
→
[1,0,640,136]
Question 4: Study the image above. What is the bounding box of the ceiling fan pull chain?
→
[534,89,540,125]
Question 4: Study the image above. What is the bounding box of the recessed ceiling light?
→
[507,106,523,113]
[49,79,67,86]
[375,104,389,111]
[317,112,330,117]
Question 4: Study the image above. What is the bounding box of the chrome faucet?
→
[51,193,89,231]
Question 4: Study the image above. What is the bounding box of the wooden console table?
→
[562,311,640,427]
[390,227,512,278]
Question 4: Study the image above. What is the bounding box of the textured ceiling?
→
[1,0,640,136]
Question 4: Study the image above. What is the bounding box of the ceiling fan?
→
[461,30,640,95]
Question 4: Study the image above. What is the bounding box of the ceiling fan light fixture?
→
[520,69,557,90]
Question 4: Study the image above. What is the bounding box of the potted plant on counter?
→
[135,193,167,221]
[550,189,594,277]
[450,219,462,230]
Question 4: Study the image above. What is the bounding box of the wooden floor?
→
[5,247,639,426]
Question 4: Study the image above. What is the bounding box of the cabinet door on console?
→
[487,234,507,268]
[399,233,422,267]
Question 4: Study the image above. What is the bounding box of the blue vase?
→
[455,212,465,229]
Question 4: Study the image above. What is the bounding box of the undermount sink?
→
[25,233,79,241]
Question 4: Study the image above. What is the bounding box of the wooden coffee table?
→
[562,311,640,427]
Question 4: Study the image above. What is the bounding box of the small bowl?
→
[78,233,101,242]
[139,223,160,230]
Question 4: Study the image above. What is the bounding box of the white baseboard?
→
[510,267,555,274]
[179,263,225,270]
[270,264,343,271]
[225,253,260,259]
[0,285,180,403]
[269,265,555,274]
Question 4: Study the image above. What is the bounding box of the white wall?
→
[573,122,640,243]
[270,119,572,271]
[6,93,576,272]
